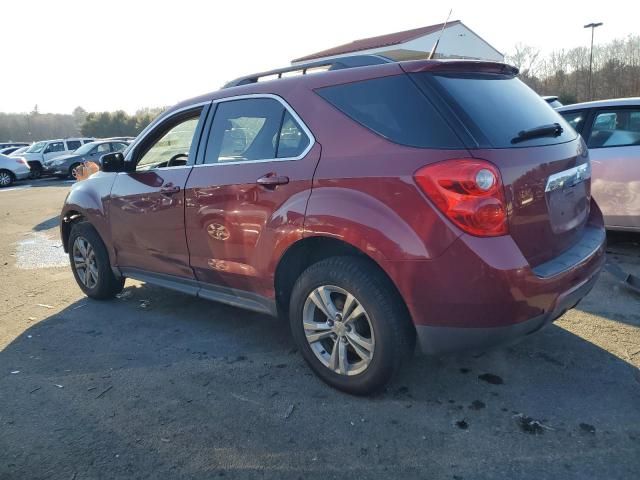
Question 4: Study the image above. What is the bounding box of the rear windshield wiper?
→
[511,123,563,144]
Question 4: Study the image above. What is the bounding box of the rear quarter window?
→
[316,75,463,149]
[413,72,576,148]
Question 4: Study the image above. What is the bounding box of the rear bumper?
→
[14,170,30,180]
[385,201,606,356]
[415,265,600,355]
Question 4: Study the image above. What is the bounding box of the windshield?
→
[26,141,46,153]
[413,72,576,148]
[74,142,98,155]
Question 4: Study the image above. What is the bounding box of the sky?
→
[1,0,638,114]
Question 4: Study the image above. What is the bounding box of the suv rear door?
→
[185,95,320,299]
[109,104,210,278]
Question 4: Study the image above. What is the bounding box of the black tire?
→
[289,256,415,395]
[68,222,124,299]
[0,169,14,188]
[28,162,42,179]
[68,162,82,179]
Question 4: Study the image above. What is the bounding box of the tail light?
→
[16,158,30,168]
[414,158,508,237]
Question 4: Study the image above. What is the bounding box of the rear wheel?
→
[0,170,14,188]
[68,222,124,299]
[289,257,414,395]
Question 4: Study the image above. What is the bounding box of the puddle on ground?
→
[15,232,68,269]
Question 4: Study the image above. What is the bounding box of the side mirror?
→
[100,152,125,172]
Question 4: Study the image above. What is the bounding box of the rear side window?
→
[66,140,82,151]
[588,109,640,148]
[414,73,576,148]
[204,98,311,164]
[277,111,310,158]
[316,75,463,149]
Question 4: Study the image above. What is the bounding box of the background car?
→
[7,146,29,157]
[44,140,129,179]
[0,142,29,151]
[558,97,640,232]
[19,137,94,178]
[0,153,30,187]
[0,146,26,155]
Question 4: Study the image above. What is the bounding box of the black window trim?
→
[582,105,640,150]
[195,93,315,167]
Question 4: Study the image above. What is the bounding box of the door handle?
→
[256,173,289,188]
[160,185,181,195]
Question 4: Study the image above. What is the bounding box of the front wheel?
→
[69,162,82,179]
[289,257,415,395]
[68,222,124,299]
[28,162,42,179]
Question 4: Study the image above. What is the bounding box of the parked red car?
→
[60,56,605,394]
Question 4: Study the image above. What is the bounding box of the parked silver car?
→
[0,154,30,187]
[558,97,640,231]
[44,140,129,179]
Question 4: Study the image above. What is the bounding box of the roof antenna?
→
[428,9,452,60]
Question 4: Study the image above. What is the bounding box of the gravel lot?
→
[1,180,639,480]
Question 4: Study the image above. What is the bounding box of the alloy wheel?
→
[72,236,98,289]
[0,171,11,187]
[302,285,375,376]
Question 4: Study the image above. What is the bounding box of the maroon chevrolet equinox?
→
[60,56,605,394]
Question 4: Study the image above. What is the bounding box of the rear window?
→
[413,73,576,148]
[316,75,463,149]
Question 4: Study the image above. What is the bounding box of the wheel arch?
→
[274,235,412,325]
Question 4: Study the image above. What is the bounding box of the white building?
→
[292,20,504,65]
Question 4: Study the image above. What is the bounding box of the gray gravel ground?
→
[1,180,639,480]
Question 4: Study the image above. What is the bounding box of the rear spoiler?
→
[399,59,519,76]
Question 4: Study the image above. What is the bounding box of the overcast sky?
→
[1,0,637,114]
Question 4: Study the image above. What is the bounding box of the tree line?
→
[0,106,165,142]
[507,34,640,104]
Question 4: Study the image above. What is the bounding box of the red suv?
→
[60,56,605,394]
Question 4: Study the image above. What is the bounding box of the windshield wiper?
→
[511,123,563,144]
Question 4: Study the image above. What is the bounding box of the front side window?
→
[135,112,201,171]
[111,142,128,152]
[95,143,111,154]
[205,98,288,164]
[66,140,82,151]
[588,109,640,148]
[45,142,65,153]
[560,111,586,133]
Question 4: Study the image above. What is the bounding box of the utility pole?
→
[584,22,603,100]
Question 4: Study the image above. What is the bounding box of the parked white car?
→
[20,138,94,178]
[0,154,30,187]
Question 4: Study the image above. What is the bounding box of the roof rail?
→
[223,54,394,89]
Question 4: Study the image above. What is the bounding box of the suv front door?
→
[185,96,319,304]
[109,104,210,278]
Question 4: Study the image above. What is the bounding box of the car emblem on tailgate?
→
[545,163,591,192]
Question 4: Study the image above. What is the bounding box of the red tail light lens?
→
[15,159,30,168]
[414,159,508,237]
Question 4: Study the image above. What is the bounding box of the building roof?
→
[292,20,462,63]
